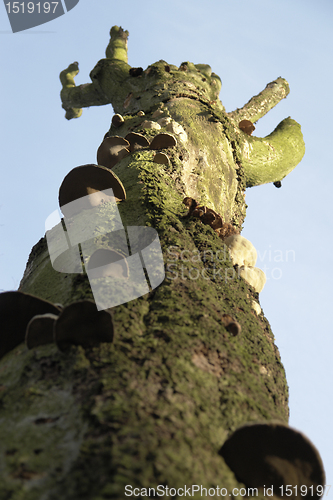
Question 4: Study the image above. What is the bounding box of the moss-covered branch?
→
[60,62,110,120]
[105,25,129,62]
[60,26,132,119]
[226,78,305,187]
[239,117,305,187]
[228,77,290,124]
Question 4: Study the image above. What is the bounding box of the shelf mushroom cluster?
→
[111,109,188,145]
[0,291,114,361]
[97,131,177,171]
[182,197,266,295]
[224,234,266,294]
[182,197,239,240]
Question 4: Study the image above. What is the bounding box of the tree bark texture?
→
[0,26,314,500]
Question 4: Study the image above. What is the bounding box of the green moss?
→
[2,29,297,496]
[241,118,305,187]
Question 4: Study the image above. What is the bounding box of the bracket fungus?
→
[251,300,262,316]
[87,248,129,279]
[0,291,61,359]
[182,197,199,217]
[153,152,170,165]
[25,313,59,349]
[239,119,255,136]
[151,109,165,119]
[140,120,161,130]
[221,314,241,336]
[224,234,257,268]
[54,300,114,352]
[149,132,177,150]
[239,266,266,294]
[97,136,130,169]
[219,422,325,499]
[217,222,239,240]
[165,120,188,144]
[111,113,125,128]
[157,117,172,127]
[125,132,150,152]
[58,164,126,218]
[182,197,237,238]
[201,208,223,231]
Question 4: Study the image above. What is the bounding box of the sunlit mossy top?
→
[60,27,223,119]
[59,25,305,189]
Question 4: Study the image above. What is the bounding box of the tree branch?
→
[228,77,290,124]
[59,27,131,120]
[240,117,305,187]
[60,62,110,120]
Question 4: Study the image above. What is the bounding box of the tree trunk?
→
[1,27,323,500]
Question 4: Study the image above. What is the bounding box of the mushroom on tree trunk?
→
[0,25,324,499]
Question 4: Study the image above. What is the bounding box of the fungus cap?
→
[224,234,257,267]
[141,120,161,130]
[201,208,218,226]
[157,117,172,127]
[58,164,126,217]
[149,133,177,150]
[151,109,165,119]
[166,120,188,144]
[239,119,255,136]
[183,197,197,208]
[219,422,325,499]
[97,136,130,169]
[239,266,266,293]
[87,249,129,279]
[251,300,262,315]
[125,132,150,152]
[54,300,114,352]
[153,152,170,165]
[221,314,241,336]
[0,291,61,359]
[211,214,223,231]
[111,114,124,128]
[26,313,59,349]
[218,223,239,240]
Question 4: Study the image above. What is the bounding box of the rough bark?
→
[0,26,312,500]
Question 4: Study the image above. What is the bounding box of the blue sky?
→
[1,0,333,487]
